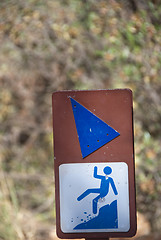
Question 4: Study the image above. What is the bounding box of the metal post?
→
[85,238,109,240]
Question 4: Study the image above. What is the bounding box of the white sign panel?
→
[59,162,130,233]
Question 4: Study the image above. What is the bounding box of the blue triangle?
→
[70,98,120,158]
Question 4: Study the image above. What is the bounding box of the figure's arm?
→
[93,166,104,179]
[109,178,118,195]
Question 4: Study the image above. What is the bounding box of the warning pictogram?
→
[59,163,130,233]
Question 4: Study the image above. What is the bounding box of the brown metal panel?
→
[52,89,137,239]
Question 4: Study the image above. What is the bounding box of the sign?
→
[52,89,136,239]
[70,98,120,158]
[59,163,129,233]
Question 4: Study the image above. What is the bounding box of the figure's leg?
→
[77,189,100,201]
[93,195,101,214]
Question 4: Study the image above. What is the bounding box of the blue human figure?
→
[77,166,118,214]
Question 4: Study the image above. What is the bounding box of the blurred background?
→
[0,0,161,240]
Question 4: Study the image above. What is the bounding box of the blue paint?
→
[77,166,118,214]
[70,98,120,158]
[74,200,118,229]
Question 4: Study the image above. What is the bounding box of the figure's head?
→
[103,166,112,175]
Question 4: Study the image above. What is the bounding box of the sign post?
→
[52,89,137,239]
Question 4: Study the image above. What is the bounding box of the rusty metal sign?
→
[52,89,137,239]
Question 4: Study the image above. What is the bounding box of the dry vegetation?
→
[0,0,161,239]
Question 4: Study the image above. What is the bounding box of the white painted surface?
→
[59,162,130,233]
